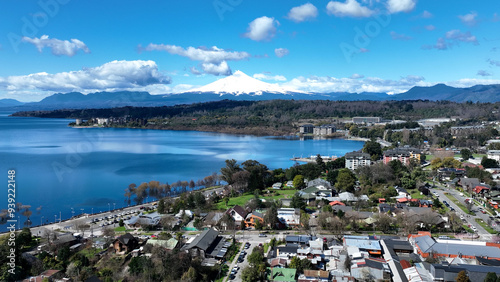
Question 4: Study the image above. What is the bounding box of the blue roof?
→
[344,237,381,251]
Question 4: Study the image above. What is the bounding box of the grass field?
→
[410,190,427,199]
[475,218,497,234]
[216,189,298,209]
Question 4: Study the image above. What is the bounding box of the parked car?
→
[259,233,267,237]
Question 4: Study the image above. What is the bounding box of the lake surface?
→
[0,111,363,231]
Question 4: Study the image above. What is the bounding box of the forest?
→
[12,99,500,136]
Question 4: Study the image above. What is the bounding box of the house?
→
[329,200,345,206]
[113,233,139,253]
[52,233,79,248]
[300,124,314,134]
[267,267,297,282]
[273,182,283,189]
[344,235,382,257]
[226,205,249,225]
[203,211,224,229]
[350,258,391,281]
[437,168,466,181]
[270,258,288,268]
[285,180,294,188]
[298,270,330,282]
[278,208,301,227]
[473,185,490,195]
[313,124,336,136]
[181,228,229,259]
[286,235,317,247]
[345,151,371,170]
[383,147,421,165]
[488,150,500,161]
[459,178,480,194]
[175,209,194,219]
[297,247,325,266]
[245,211,264,228]
[276,246,299,258]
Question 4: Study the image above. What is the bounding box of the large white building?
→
[345,151,371,170]
[487,150,500,161]
[277,208,300,227]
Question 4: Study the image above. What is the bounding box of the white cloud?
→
[421,10,433,18]
[424,25,435,31]
[243,16,279,41]
[423,29,478,50]
[253,73,287,81]
[326,0,374,17]
[459,11,478,26]
[139,44,250,76]
[275,48,290,58]
[0,60,171,97]
[390,31,412,40]
[477,70,491,77]
[201,61,232,76]
[190,66,202,75]
[140,44,250,64]
[350,73,364,79]
[386,0,416,14]
[287,3,318,22]
[284,74,428,93]
[22,35,90,57]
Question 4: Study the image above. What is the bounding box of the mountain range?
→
[2,71,500,111]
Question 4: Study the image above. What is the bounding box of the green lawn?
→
[426,155,434,161]
[410,190,427,199]
[462,224,474,233]
[475,218,497,234]
[472,154,486,159]
[216,189,298,209]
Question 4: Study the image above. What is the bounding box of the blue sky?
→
[0,0,499,101]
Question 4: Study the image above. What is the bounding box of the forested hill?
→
[12,99,500,136]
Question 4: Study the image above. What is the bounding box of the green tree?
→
[119,219,124,227]
[157,199,166,214]
[293,175,306,190]
[224,197,229,207]
[16,227,32,248]
[481,157,499,168]
[456,270,470,282]
[300,163,323,180]
[220,159,241,185]
[242,160,270,191]
[241,266,260,282]
[326,170,339,186]
[335,169,357,192]
[363,138,382,161]
[316,154,325,170]
[255,219,262,230]
[248,248,264,266]
[484,272,498,282]
[460,148,472,160]
[290,193,307,210]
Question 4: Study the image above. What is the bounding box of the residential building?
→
[350,258,391,281]
[245,211,264,229]
[267,268,297,282]
[488,150,500,161]
[352,117,381,124]
[300,124,314,134]
[272,182,282,189]
[113,233,139,253]
[450,125,486,136]
[285,235,317,247]
[344,151,371,170]
[278,208,301,227]
[459,178,481,194]
[297,270,330,282]
[383,147,421,165]
[181,228,229,259]
[313,125,336,136]
[226,205,249,225]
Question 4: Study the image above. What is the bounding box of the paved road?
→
[431,184,495,241]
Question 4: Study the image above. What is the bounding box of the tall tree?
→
[460,148,472,160]
[362,138,382,161]
[293,175,306,190]
[456,270,470,282]
[220,159,241,185]
[290,193,307,210]
[335,169,357,192]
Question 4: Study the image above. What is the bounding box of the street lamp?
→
[113,203,116,211]
[108,203,110,213]
[54,215,57,224]
[71,208,75,218]
[91,207,93,215]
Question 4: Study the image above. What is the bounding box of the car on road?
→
[433,192,439,197]
[259,233,267,237]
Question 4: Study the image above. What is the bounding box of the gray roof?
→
[185,228,219,251]
[416,236,500,258]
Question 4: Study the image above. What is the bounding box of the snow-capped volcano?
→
[185,70,305,95]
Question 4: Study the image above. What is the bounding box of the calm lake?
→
[0,111,363,231]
